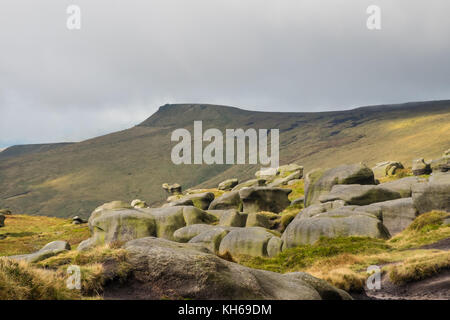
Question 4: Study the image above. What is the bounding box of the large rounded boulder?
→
[218,227,281,258]
[82,202,217,248]
[282,209,389,248]
[304,164,375,207]
[115,237,351,300]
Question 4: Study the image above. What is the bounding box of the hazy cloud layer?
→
[1,0,449,147]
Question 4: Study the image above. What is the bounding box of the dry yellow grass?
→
[0,257,81,300]
[239,211,450,292]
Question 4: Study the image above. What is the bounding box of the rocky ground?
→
[0,149,448,300]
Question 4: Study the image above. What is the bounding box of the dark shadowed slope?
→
[0,100,449,218]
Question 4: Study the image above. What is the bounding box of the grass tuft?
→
[0,257,81,300]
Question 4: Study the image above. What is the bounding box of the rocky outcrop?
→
[188,227,231,253]
[118,237,351,300]
[173,224,218,243]
[304,164,375,207]
[167,192,214,210]
[354,198,419,236]
[218,227,281,258]
[412,173,450,213]
[430,156,449,173]
[255,167,278,179]
[218,178,239,190]
[131,199,148,209]
[267,237,283,257]
[162,183,182,195]
[9,241,71,263]
[216,209,247,227]
[81,203,217,248]
[372,161,404,179]
[412,158,431,176]
[245,212,280,229]
[267,170,302,187]
[318,184,402,205]
[282,210,389,248]
[277,163,303,176]
[208,190,242,210]
[239,187,291,213]
[93,200,132,212]
[163,198,194,207]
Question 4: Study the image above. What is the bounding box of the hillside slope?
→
[0,100,449,218]
[0,143,74,160]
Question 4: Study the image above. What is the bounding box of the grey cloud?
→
[0,0,449,147]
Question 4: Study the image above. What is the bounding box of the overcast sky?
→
[0,0,449,148]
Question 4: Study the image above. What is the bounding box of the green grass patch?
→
[387,251,450,285]
[0,215,90,256]
[239,237,391,273]
[389,211,450,249]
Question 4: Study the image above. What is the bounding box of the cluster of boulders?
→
[3,153,449,300]
[73,153,449,260]
[372,161,404,180]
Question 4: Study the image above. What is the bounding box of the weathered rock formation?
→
[115,237,352,300]
[304,164,375,207]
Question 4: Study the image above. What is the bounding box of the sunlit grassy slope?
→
[239,211,450,291]
[0,215,89,256]
[0,100,449,218]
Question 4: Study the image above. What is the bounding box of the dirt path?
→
[420,238,450,251]
[354,270,450,300]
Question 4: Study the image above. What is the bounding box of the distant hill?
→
[0,143,74,160]
[0,100,449,218]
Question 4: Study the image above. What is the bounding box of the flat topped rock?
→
[239,187,291,213]
[218,178,239,191]
[83,205,217,248]
[378,176,427,198]
[282,213,389,248]
[208,190,242,210]
[120,237,351,300]
[304,163,375,207]
[218,227,280,258]
[318,184,401,205]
